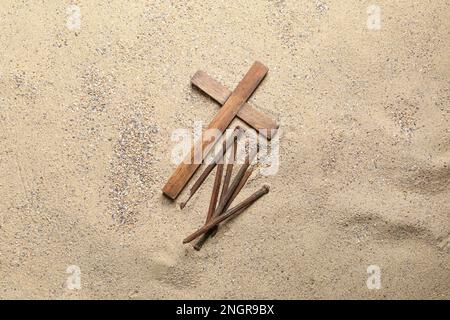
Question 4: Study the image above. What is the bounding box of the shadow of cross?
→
[162,61,277,200]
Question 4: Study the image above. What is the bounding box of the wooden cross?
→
[162,61,278,200]
[190,70,278,140]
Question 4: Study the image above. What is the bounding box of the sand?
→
[0,0,448,299]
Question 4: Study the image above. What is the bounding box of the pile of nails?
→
[181,127,270,250]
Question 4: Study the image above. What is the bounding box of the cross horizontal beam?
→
[191,71,278,140]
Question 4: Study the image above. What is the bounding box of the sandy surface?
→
[0,0,449,299]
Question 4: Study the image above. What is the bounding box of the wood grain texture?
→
[191,70,278,139]
[162,61,268,200]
